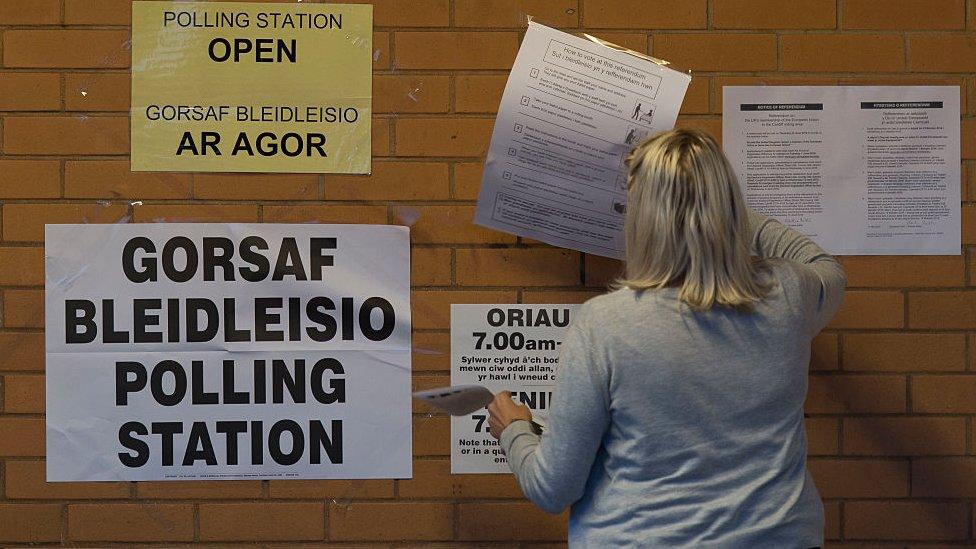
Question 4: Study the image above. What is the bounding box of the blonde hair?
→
[617,128,771,310]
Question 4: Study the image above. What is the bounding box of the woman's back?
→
[568,258,825,546]
[494,129,845,548]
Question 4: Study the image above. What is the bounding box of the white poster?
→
[474,22,691,258]
[45,224,412,481]
[450,304,578,474]
[723,86,961,255]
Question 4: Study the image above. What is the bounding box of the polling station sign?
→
[451,304,578,474]
[131,2,372,173]
[45,224,411,481]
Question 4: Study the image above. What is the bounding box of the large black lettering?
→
[116,361,147,405]
[118,421,149,467]
[122,237,157,283]
[150,360,187,406]
[65,299,96,344]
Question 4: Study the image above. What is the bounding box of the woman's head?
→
[619,128,770,310]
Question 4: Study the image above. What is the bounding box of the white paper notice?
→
[45,224,412,481]
[475,22,691,258]
[723,86,961,255]
[450,304,578,474]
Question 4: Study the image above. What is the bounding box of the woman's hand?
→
[487,391,533,440]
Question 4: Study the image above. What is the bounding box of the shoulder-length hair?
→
[616,128,771,311]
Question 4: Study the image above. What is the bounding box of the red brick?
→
[5,460,128,499]
[65,73,129,111]
[4,116,128,155]
[714,0,836,29]
[806,417,839,455]
[268,479,393,499]
[908,33,976,72]
[264,205,388,224]
[0,0,59,24]
[0,160,60,199]
[844,0,965,29]
[136,481,263,500]
[458,503,568,541]
[3,30,131,68]
[808,459,909,497]
[329,502,453,541]
[454,162,485,199]
[132,204,258,223]
[395,117,495,157]
[3,374,44,413]
[373,116,392,157]
[838,256,965,287]
[413,414,450,455]
[413,331,449,371]
[395,32,519,69]
[64,0,131,24]
[805,374,907,413]
[653,34,777,72]
[455,0,579,28]
[845,501,968,540]
[65,161,192,199]
[68,503,194,542]
[3,203,129,242]
[591,32,649,54]
[412,290,517,330]
[964,118,976,159]
[0,73,60,111]
[713,76,838,112]
[373,32,391,70]
[843,417,967,456]
[680,76,710,115]
[413,247,452,286]
[781,34,905,72]
[374,74,450,114]
[828,291,904,329]
[912,375,976,413]
[673,116,723,143]
[910,291,976,328]
[582,0,706,29]
[327,162,450,200]
[522,289,602,303]
[3,289,45,328]
[345,0,449,27]
[457,248,580,286]
[0,418,45,456]
[456,75,508,114]
[0,333,45,371]
[0,247,44,286]
[811,332,839,371]
[912,457,976,496]
[199,503,325,541]
[194,174,318,201]
[0,503,62,542]
[843,333,966,372]
[404,205,515,244]
[584,255,622,288]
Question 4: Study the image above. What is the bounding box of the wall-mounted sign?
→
[131,2,372,173]
[46,224,411,481]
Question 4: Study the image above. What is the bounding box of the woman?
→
[487,128,845,547]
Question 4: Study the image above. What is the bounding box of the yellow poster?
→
[131,2,372,173]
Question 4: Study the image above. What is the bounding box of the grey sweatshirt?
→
[499,211,846,548]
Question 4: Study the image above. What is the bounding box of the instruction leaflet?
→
[723,86,960,255]
[450,304,578,474]
[474,22,691,258]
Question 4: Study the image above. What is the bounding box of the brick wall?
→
[0,0,974,545]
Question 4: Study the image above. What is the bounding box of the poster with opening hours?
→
[450,304,579,474]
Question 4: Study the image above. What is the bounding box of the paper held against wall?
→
[723,86,961,255]
[474,22,691,258]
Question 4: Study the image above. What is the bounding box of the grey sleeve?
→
[748,208,847,333]
[498,308,611,514]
